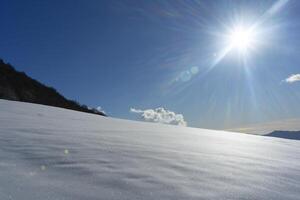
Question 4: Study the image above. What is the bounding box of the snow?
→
[0,99,300,200]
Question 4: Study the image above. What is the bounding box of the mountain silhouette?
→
[265,130,300,140]
[0,58,105,116]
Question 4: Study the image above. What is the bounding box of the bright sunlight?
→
[228,26,256,52]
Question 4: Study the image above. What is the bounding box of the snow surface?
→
[0,99,300,200]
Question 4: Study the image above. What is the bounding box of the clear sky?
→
[1,0,300,129]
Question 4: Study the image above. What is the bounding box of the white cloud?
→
[96,106,106,114]
[285,74,300,83]
[87,106,106,115]
[130,107,187,126]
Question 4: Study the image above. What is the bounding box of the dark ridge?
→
[264,130,300,140]
[0,59,106,116]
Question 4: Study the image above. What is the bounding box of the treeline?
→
[0,59,106,116]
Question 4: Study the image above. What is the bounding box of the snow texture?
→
[0,99,299,200]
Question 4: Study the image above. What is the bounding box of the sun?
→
[228,26,256,51]
[211,24,259,67]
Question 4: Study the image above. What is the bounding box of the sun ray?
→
[211,0,289,68]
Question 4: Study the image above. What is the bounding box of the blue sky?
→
[1,0,300,129]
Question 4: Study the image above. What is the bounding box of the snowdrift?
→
[0,99,299,200]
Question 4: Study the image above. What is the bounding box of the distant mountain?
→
[227,118,300,135]
[0,59,105,116]
[265,130,300,140]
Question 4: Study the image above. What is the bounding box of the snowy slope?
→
[0,99,299,200]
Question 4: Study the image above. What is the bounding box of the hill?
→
[0,59,105,116]
[0,99,299,200]
[265,130,300,140]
